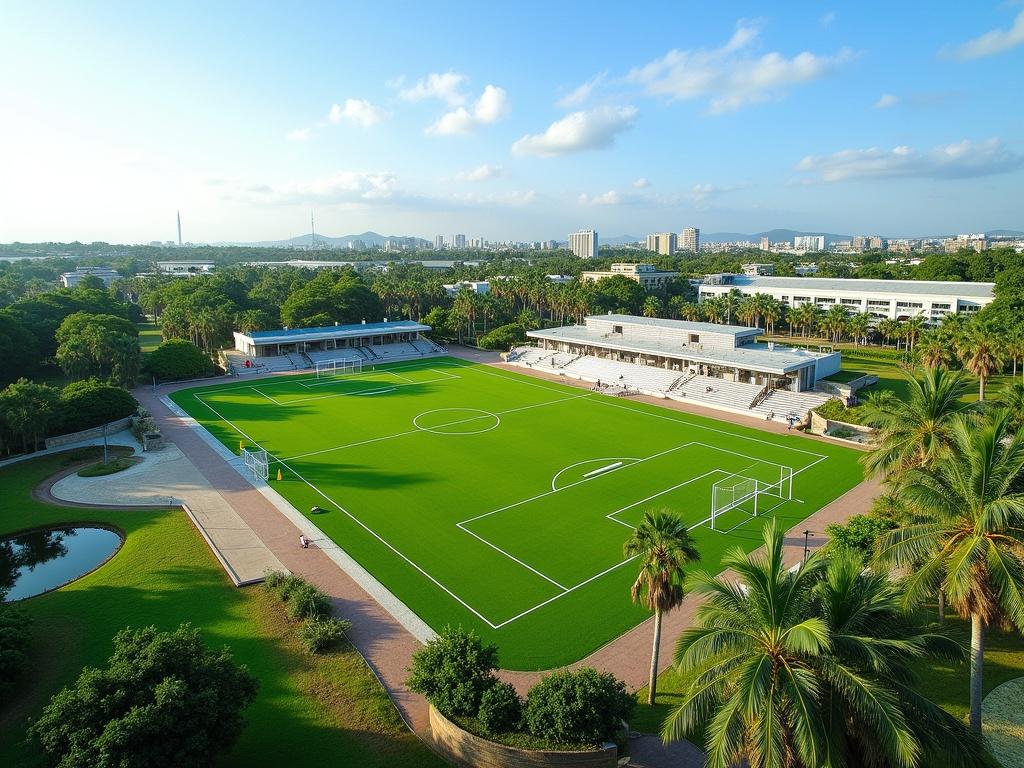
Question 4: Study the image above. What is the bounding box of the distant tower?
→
[310,209,315,247]
[176,210,182,246]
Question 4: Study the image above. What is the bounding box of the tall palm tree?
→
[917,330,952,369]
[642,295,663,318]
[860,367,971,481]
[996,380,1024,432]
[664,522,991,768]
[903,315,926,353]
[959,325,1004,401]
[878,411,1024,734]
[847,312,872,346]
[623,510,700,706]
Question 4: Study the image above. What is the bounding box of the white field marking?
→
[458,442,698,527]
[604,470,727,529]
[457,525,568,591]
[248,386,281,405]
[550,457,641,491]
[190,390,506,629]
[271,373,458,406]
[276,392,592,464]
[413,408,501,436]
[354,387,397,396]
[298,365,455,390]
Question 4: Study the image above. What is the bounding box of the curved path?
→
[131,355,880,764]
[982,676,1024,768]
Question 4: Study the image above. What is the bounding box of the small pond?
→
[1,526,123,601]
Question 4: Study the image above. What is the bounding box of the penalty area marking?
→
[413,408,501,436]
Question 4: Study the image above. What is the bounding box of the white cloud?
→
[287,128,311,141]
[328,99,388,128]
[221,171,400,205]
[874,93,899,109]
[556,72,607,108]
[427,85,509,135]
[632,177,650,188]
[689,182,746,205]
[456,164,504,182]
[511,106,638,157]
[578,190,622,206]
[399,72,467,105]
[797,138,1024,182]
[627,19,852,113]
[949,10,1024,60]
[820,10,836,27]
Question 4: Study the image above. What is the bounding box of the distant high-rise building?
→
[868,236,885,251]
[760,236,770,251]
[645,232,677,255]
[794,235,825,252]
[453,233,467,249]
[679,227,700,252]
[434,235,445,250]
[568,229,598,259]
[176,210,182,246]
[852,235,867,252]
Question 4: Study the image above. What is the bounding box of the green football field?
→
[171,358,865,670]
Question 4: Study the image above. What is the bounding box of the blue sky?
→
[1,1,1022,243]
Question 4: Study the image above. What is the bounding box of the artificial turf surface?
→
[0,451,443,768]
[172,357,865,670]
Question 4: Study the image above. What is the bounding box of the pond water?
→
[1,526,123,601]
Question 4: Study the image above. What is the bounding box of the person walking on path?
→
[299,534,309,549]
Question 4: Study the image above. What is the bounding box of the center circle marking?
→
[412,408,501,435]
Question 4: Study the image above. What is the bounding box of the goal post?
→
[242,448,269,481]
[315,359,363,379]
[710,465,793,530]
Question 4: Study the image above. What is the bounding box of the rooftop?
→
[529,324,830,374]
[238,320,429,344]
[587,314,762,337]
[700,274,994,298]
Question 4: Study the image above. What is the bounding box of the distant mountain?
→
[703,229,852,245]
[985,229,1024,238]
[601,234,642,246]
[217,231,431,248]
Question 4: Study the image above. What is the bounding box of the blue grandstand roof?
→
[236,320,429,345]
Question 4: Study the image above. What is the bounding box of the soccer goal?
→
[315,359,363,379]
[242,448,270,481]
[710,465,793,531]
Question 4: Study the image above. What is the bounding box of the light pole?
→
[803,529,812,563]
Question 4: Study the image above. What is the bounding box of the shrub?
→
[477,323,527,351]
[825,513,898,565]
[299,616,352,654]
[407,626,500,717]
[478,680,522,734]
[262,569,287,590]
[828,427,857,440]
[144,339,212,381]
[27,624,258,768]
[285,582,331,621]
[0,604,33,697]
[523,668,633,744]
[52,378,138,435]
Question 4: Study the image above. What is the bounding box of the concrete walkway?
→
[131,357,880,760]
[45,441,286,586]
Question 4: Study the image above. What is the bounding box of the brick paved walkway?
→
[134,357,880,752]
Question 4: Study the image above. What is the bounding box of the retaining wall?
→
[44,417,134,450]
[428,705,618,768]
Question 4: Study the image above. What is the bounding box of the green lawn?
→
[172,358,864,670]
[0,451,442,768]
[137,320,162,352]
[631,613,1024,739]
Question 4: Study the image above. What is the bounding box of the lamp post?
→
[803,529,812,562]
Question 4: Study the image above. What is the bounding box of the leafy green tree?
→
[0,312,39,385]
[55,378,138,434]
[0,378,59,452]
[878,411,1024,734]
[523,668,633,744]
[589,275,646,315]
[28,624,258,768]
[665,522,993,768]
[477,323,526,350]
[144,339,212,381]
[623,510,699,705]
[0,604,32,697]
[959,325,1004,401]
[824,513,896,565]
[407,626,499,717]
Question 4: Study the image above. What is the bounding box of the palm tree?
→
[642,295,663,318]
[624,510,699,706]
[664,522,990,768]
[996,380,1024,432]
[877,411,1024,734]
[847,311,871,346]
[903,315,926,353]
[917,330,952,369]
[860,367,971,481]
[959,325,1004,401]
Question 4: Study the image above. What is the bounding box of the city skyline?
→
[1,1,1023,244]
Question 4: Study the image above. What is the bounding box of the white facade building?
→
[568,229,598,259]
[580,263,678,291]
[679,227,700,252]
[697,274,994,323]
[793,235,826,252]
[156,261,215,277]
[59,266,121,287]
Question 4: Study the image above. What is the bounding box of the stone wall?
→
[809,412,874,445]
[428,705,618,768]
[44,417,134,450]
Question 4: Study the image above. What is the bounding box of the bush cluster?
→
[0,604,33,697]
[407,626,631,745]
[264,570,349,654]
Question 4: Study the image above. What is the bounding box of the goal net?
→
[710,465,793,530]
[242,448,269,481]
[315,359,363,379]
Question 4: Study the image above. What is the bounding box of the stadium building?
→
[525,314,839,392]
[697,274,994,323]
